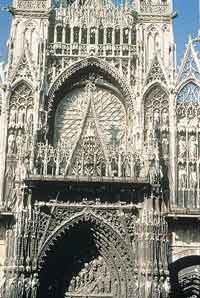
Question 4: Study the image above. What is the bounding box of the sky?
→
[0,0,199,64]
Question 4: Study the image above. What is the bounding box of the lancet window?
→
[56,25,63,43]
[107,28,113,44]
[7,82,34,157]
[65,25,71,43]
[98,26,104,44]
[90,27,96,44]
[176,82,200,209]
[115,27,120,44]
[123,28,129,44]
[81,26,87,44]
[73,27,80,43]
[144,85,169,161]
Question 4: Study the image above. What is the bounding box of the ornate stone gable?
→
[9,49,36,83]
[145,55,167,86]
[177,39,200,83]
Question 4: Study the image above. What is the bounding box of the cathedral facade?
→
[0,0,200,297]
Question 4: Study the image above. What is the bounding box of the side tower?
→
[0,0,173,297]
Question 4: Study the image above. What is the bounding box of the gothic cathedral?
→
[0,0,200,297]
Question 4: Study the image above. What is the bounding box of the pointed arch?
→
[47,57,135,115]
[37,211,135,298]
[143,83,169,146]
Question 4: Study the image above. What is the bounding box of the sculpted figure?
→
[10,108,16,127]
[31,273,39,298]
[153,109,160,130]
[8,131,15,154]
[178,165,186,189]
[18,108,25,128]
[189,165,197,189]
[0,274,6,298]
[163,277,171,298]
[189,135,198,160]
[16,130,23,154]
[9,277,16,298]
[24,276,31,298]
[17,274,25,298]
[162,135,169,157]
[162,109,169,127]
[151,276,161,298]
[178,135,187,158]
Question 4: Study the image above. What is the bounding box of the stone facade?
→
[0,0,199,297]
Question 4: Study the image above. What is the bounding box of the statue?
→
[178,165,186,189]
[18,108,25,128]
[162,109,169,127]
[178,135,186,158]
[8,131,15,154]
[24,276,31,298]
[163,277,171,298]
[31,273,39,298]
[8,277,16,298]
[16,130,23,154]
[0,274,6,298]
[189,135,198,160]
[10,108,17,127]
[151,275,161,298]
[153,109,160,130]
[17,274,25,298]
[162,134,169,157]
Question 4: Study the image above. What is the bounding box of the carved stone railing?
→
[14,0,47,10]
[25,142,160,184]
[140,3,170,15]
[48,43,137,58]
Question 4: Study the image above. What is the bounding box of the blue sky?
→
[0,0,199,64]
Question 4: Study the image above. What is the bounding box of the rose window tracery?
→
[54,85,126,148]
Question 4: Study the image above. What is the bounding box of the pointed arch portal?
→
[37,213,134,298]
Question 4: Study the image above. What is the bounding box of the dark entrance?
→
[38,219,123,298]
[170,256,200,298]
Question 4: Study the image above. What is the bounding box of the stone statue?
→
[16,130,23,154]
[18,108,25,128]
[178,135,186,158]
[189,165,197,189]
[8,131,15,154]
[17,274,25,298]
[10,108,16,127]
[178,165,186,189]
[162,109,169,127]
[153,109,160,130]
[162,134,169,157]
[189,135,198,160]
[31,273,39,298]
[0,274,6,298]
[163,277,171,298]
[151,276,161,298]
[24,276,31,298]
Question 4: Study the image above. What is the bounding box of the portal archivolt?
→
[37,213,134,298]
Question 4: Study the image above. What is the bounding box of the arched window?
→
[123,28,129,44]
[56,26,63,43]
[73,27,80,43]
[107,28,112,44]
[98,26,104,44]
[131,28,136,45]
[144,85,168,139]
[81,26,87,44]
[65,25,71,43]
[115,27,120,44]
[177,82,200,102]
[90,27,96,44]
[48,24,54,43]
